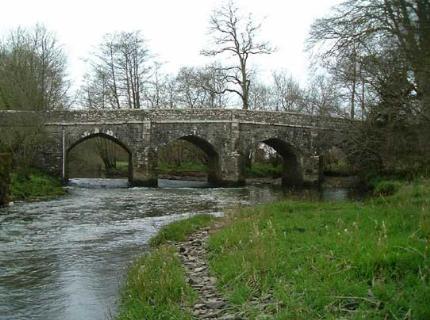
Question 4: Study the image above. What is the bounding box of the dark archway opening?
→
[245,138,303,187]
[157,136,220,185]
[66,133,132,182]
[321,146,354,177]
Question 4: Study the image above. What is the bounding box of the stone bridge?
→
[0,109,351,187]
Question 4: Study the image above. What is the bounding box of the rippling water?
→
[0,179,356,320]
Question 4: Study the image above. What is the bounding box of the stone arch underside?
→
[161,135,222,184]
[258,138,304,187]
[66,132,133,182]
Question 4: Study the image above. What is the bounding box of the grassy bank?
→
[245,162,282,178]
[116,214,215,320]
[10,169,65,201]
[157,161,282,179]
[157,161,208,177]
[207,180,430,319]
[116,181,429,319]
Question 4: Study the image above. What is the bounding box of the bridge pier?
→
[131,147,158,187]
[217,152,245,187]
[302,155,323,187]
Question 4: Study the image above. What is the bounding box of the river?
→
[0,179,356,320]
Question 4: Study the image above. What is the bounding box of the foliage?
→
[67,137,129,178]
[373,180,403,196]
[116,214,216,319]
[150,214,214,247]
[0,24,69,110]
[0,113,48,170]
[116,245,195,320]
[158,140,208,173]
[80,31,151,109]
[0,25,68,172]
[157,161,208,176]
[10,169,65,201]
[207,180,430,319]
[245,162,282,178]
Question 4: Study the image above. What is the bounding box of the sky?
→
[0,0,341,93]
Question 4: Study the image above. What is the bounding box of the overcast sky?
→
[0,0,340,91]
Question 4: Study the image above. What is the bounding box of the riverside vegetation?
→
[116,180,430,319]
[10,169,65,201]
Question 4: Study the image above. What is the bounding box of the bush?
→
[373,180,402,196]
[10,169,65,200]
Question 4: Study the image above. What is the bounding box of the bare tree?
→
[174,65,230,108]
[0,24,69,110]
[175,66,208,108]
[248,81,272,110]
[304,74,342,116]
[80,31,151,109]
[272,70,305,112]
[198,63,230,108]
[307,0,430,120]
[201,0,273,110]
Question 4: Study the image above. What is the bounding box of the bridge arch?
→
[157,135,221,184]
[66,132,133,182]
[245,138,304,187]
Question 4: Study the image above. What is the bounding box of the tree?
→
[198,63,230,108]
[80,31,151,109]
[174,65,229,109]
[248,81,272,110]
[201,0,273,110]
[175,66,208,108]
[304,74,342,116]
[272,70,305,112]
[307,0,430,121]
[0,25,69,110]
[307,0,430,175]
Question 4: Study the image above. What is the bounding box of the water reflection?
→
[0,178,358,320]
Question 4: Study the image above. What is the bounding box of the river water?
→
[0,179,356,320]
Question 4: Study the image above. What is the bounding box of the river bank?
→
[116,180,430,319]
[9,169,65,202]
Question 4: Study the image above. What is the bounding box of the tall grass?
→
[116,246,195,320]
[207,180,430,319]
[116,214,215,319]
[10,169,65,200]
[150,214,214,247]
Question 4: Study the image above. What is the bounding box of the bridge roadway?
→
[0,109,351,187]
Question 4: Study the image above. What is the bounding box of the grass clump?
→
[157,161,208,175]
[373,180,403,196]
[245,162,282,178]
[116,245,195,320]
[117,214,215,319]
[207,180,430,319]
[150,214,214,247]
[10,169,65,201]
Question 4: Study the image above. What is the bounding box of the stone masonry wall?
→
[0,109,350,187]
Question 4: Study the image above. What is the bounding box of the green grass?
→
[10,169,65,201]
[116,245,195,320]
[116,214,215,320]
[245,162,282,178]
[157,161,208,175]
[150,214,215,247]
[207,180,430,319]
